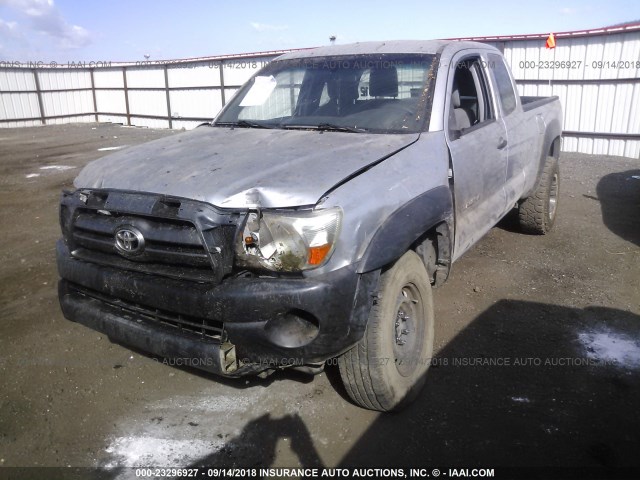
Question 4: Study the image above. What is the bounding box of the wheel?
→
[519,155,560,234]
[338,250,434,411]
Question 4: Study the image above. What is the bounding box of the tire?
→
[338,250,434,411]
[519,155,560,234]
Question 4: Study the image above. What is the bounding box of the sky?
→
[0,0,639,62]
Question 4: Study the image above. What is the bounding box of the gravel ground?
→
[0,123,638,478]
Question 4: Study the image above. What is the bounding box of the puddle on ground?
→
[511,396,531,403]
[98,146,128,151]
[25,165,76,178]
[104,436,222,469]
[578,329,640,369]
[100,386,268,474]
[40,165,75,171]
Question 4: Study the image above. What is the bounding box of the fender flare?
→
[525,118,562,199]
[357,185,453,274]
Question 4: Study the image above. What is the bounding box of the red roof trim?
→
[73,22,640,65]
[445,21,640,42]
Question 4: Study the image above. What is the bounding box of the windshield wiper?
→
[214,120,274,129]
[281,123,365,133]
[315,123,365,133]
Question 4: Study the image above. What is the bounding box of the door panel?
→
[445,54,508,259]
[449,120,508,257]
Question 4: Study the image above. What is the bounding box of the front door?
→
[445,54,508,259]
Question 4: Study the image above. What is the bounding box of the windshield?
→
[215,54,437,134]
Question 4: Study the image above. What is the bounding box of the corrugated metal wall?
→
[497,29,640,158]
[0,56,275,131]
[1,25,639,158]
[1,69,46,127]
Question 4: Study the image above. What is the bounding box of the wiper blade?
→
[214,120,274,129]
[280,123,365,133]
[315,123,365,133]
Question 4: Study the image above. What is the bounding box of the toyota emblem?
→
[114,226,145,255]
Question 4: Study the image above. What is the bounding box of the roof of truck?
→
[275,40,493,59]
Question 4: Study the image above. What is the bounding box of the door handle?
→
[497,137,508,150]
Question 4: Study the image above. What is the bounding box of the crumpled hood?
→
[75,126,418,208]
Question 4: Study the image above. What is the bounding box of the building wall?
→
[493,28,640,158]
[0,56,275,131]
[1,24,639,158]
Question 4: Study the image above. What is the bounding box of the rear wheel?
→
[338,250,434,411]
[519,156,560,234]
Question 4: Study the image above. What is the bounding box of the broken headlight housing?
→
[235,208,342,272]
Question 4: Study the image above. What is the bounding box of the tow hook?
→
[220,341,238,373]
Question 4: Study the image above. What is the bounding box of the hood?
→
[75,126,419,209]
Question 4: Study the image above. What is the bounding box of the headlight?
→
[236,208,342,272]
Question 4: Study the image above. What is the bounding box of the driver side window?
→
[449,57,494,135]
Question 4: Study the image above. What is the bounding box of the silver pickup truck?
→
[57,40,562,411]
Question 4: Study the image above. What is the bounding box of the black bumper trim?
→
[59,280,246,376]
[57,240,379,370]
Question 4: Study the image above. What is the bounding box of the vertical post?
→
[122,67,131,126]
[218,60,226,107]
[289,70,295,116]
[164,64,173,129]
[90,68,98,122]
[32,69,46,125]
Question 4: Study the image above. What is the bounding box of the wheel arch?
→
[356,185,454,285]
[523,120,562,200]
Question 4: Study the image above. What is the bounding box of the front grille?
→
[71,247,218,282]
[73,211,209,265]
[71,284,225,342]
[61,191,238,284]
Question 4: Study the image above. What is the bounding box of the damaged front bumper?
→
[57,240,378,377]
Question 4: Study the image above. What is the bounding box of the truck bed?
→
[521,95,560,113]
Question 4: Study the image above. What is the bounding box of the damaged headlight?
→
[235,208,342,272]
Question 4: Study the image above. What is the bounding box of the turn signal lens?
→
[308,244,332,265]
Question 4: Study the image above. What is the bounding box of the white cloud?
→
[3,0,53,16]
[0,17,18,32]
[250,22,288,32]
[560,7,577,15]
[0,17,24,54]
[0,0,90,49]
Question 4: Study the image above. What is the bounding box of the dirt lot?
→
[0,123,639,478]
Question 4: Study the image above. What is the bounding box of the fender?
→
[357,185,453,273]
[524,117,562,199]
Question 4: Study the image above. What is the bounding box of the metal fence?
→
[0,52,281,131]
[1,23,639,158]
[477,23,640,158]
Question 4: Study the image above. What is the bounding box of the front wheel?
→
[338,250,434,411]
